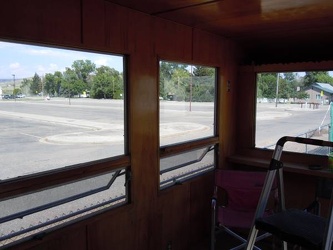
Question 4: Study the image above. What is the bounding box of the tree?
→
[278,77,292,100]
[257,73,277,99]
[30,73,42,95]
[191,75,215,102]
[71,60,96,84]
[159,62,216,102]
[295,91,309,100]
[21,78,32,95]
[283,72,296,82]
[171,68,191,101]
[160,61,187,81]
[282,72,301,101]
[44,71,64,96]
[316,73,333,84]
[160,61,188,99]
[44,73,57,95]
[192,66,215,102]
[53,71,64,96]
[193,66,215,77]
[13,88,20,96]
[61,60,96,97]
[90,66,123,99]
[61,67,86,97]
[303,71,333,86]
[257,72,309,102]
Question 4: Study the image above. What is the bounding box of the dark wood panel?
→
[158,185,191,250]
[105,0,333,64]
[0,0,81,45]
[192,29,222,65]
[104,0,217,14]
[218,40,240,165]
[235,69,257,150]
[189,173,214,243]
[251,61,333,73]
[7,224,87,250]
[157,1,260,27]
[87,209,135,250]
[154,18,192,61]
[228,154,333,179]
[127,9,153,55]
[156,173,214,249]
[104,3,129,52]
[160,137,218,158]
[284,173,318,210]
[82,0,106,49]
[126,10,159,250]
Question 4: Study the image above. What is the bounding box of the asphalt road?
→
[0,98,331,179]
[256,102,331,149]
[0,98,215,179]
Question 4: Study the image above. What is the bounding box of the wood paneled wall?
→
[0,1,240,249]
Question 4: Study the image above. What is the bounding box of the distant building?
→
[304,82,333,104]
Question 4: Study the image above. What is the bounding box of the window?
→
[0,166,128,247]
[256,71,333,154]
[0,41,129,247]
[159,61,217,188]
[0,41,125,179]
[160,145,215,189]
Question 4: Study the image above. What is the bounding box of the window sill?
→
[227,155,333,179]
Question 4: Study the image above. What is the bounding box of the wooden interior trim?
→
[0,155,130,200]
[160,136,218,158]
[241,60,333,73]
[228,154,333,178]
[152,0,220,15]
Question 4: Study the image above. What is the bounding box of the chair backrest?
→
[215,170,269,210]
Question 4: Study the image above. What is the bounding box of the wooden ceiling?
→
[106,0,333,64]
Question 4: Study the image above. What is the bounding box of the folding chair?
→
[246,136,333,250]
[211,169,277,250]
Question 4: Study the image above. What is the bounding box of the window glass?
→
[160,146,215,189]
[0,169,125,224]
[159,61,216,188]
[256,71,333,154]
[0,41,125,180]
[159,61,216,146]
[0,167,128,247]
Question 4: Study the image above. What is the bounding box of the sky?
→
[1,41,332,80]
[0,41,123,79]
